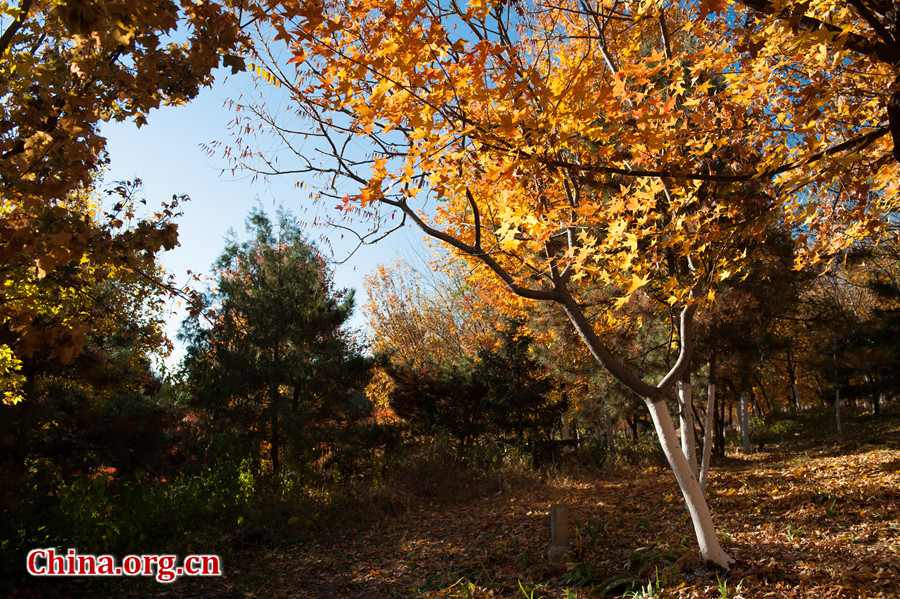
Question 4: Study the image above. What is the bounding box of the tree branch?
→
[558,292,661,399]
[0,0,33,57]
[655,303,697,392]
[735,0,899,64]
[525,125,891,182]
[383,197,561,302]
[465,187,482,250]
[846,0,895,48]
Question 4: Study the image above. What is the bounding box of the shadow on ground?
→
[15,412,900,598]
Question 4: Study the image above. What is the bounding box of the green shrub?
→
[0,459,252,590]
[614,431,666,467]
[753,417,802,445]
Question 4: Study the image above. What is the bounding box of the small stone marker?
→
[547,504,571,564]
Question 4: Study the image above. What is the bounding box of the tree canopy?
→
[0,0,249,404]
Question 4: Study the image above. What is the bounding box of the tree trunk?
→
[678,373,699,477]
[560,297,731,568]
[629,414,639,442]
[739,392,751,452]
[714,386,726,458]
[292,384,300,412]
[402,175,733,568]
[813,376,825,400]
[749,387,764,419]
[606,420,616,462]
[270,384,281,482]
[748,388,759,418]
[754,373,772,416]
[874,392,883,417]
[787,347,801,412]
[252,441,262,480]
[699,354,716,490]
[646,399,733,568]
[834,387,842,436]
[727,395,733,430]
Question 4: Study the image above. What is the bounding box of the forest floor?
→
[154,413,900,599]
[34,413,900,599]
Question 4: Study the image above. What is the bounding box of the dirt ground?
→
[17,415,900,598]
[154,416,899,598]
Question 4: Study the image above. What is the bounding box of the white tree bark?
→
[699,381,715,490]
[739,392,751,452]
[559,300,732,568]
[678,376,699,477]
[646,399,733,568]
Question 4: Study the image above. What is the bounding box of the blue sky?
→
[100,69,427,365]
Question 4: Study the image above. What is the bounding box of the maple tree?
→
[0,0,251,404]
[364,257,505,425]
[0,260,172,493]
[2,0,897,590]
[234,0,899,567]
[0,180,184,404]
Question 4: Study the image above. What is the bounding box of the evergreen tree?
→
[181,209,369,482]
